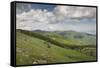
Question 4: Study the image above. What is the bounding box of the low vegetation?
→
[16,29,96,65]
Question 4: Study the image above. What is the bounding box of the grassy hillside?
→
[34,30,96,46]
[16,29,96,65]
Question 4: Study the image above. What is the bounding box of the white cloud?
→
[54,5,96,19]
[16,9,54,30]
[16,5,96,34]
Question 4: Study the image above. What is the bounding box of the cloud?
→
[16,3,32,14]
[16,4,96,34]
[54,5,96,19]
[16,9,55,30]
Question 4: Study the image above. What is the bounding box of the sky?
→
[16,3,96,35]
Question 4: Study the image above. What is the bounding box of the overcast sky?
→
[16,3,96,34]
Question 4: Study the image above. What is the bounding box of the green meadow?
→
[16,29,96,65]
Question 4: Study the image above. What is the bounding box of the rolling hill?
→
[16,29,96,65]
[33,30,96,46]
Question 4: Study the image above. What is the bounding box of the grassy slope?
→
[37,31,96,46]
[16,30,96,65]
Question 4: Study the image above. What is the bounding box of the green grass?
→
[16,30,96,65]
[38,31,96,46]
